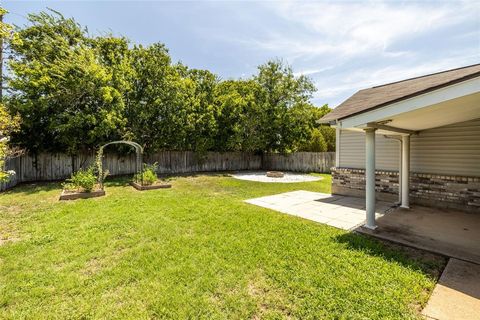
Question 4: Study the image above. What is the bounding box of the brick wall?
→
[331,167,480,212]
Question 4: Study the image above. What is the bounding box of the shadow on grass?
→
[1,181,62,196]
[333,232,447,279]
[3,175,133,195]
[103,176,132,187]
[104,171,231,183]
[158,171,232,179]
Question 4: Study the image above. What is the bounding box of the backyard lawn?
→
[0,174,444,319]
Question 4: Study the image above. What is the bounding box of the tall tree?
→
[0,7,20,181]
[4,9,335,156]
[297,104,336,152]
[0,5,12,112]
[254,59,317,153]
[213,79,265,152]
[7,10,127,154]
[125,43,190,152]
[182,68,219,152]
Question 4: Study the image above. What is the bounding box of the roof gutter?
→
[316,118,338,125]
[367,122,418,135]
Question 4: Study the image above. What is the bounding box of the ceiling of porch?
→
[373,92,480,132]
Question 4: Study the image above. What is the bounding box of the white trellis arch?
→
[97,141,144,189]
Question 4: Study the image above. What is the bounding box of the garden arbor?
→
[97,141,144,189]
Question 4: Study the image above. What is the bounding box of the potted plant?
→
[130,162,171,190]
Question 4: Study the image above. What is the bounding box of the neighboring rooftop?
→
[320,63,480,122]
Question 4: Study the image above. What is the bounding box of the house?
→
[319,64,480,230]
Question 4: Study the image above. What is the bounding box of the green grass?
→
[0,173,444,319]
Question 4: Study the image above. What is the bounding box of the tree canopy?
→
[4,9,335,155]
[0,8,21,181]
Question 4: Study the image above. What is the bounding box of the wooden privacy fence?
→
[1,151,335,191]
[263,152,335,173]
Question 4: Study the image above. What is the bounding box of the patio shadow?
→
[333,232,447,279]
[1,181,62,195]
[314,195,394,213]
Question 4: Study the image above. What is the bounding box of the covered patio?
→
[320,64,480,229]
[246,190,480,264]
[358,205,480,264]
[317,66,480,318]
[332,72,480,229]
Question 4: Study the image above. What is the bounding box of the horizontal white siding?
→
[339,130,400,171]
[339,130,365,169]
[339,118,480,176]
[410,119,480,176]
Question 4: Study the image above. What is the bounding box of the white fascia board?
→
[338,77,480,129]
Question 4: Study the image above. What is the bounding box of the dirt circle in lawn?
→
[231,171,322,183]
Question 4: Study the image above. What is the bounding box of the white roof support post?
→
[383,135,403,204]
[398,139,402,205]
[335,126,341,167]
[401,135,411,209]
[364,128,377,229]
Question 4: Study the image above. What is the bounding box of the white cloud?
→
[293,65,335,77]
[313,53,480,107]
[244,1,480,107]
[203,0,479,107]
[260,0,477,59]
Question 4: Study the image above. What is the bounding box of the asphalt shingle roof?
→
[320,64,480,122]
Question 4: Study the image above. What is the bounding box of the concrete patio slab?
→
[357,205,480,264]
[245,191,392,230]
[422,258,480,320]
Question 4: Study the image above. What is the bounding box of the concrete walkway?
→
[245,190,392,230]
[422,258,480,320]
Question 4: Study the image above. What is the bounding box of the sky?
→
[3,0,480,107]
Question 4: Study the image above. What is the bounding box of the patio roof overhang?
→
[332,76,480,134]
[330,76,480,230]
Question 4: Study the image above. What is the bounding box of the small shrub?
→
[0,170,15,183]
[134,162,158,186]
[63,167,97,192]
[142,170,157,185]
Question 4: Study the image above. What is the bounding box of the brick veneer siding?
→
[331,167,480,212]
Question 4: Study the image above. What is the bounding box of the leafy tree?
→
[311,105,336,152]
[94,35,133,96]
[182,68,219,152]
[213,79,265,152]
[125,47,219,153]
[254,59,317,153]
[4,9,336,157]
[319,125,336,152]
[125,43,186,152]
[301,128,327,152]
[0,8,21,182]
[297,104,336,152]
[6,10,127,154]
[0,103,20,182]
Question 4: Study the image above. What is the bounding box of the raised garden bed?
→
[59,189,105,200]
[130,181,172,191]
